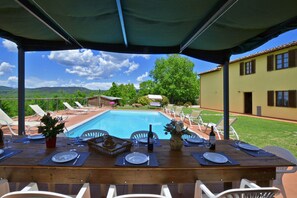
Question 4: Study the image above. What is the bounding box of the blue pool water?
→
[66,110,171,139]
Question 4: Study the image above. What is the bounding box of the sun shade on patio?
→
[0,0,296,64]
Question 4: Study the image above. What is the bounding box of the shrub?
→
[184,102,192,107]
[161,95,169,106]
[137,96,151,106]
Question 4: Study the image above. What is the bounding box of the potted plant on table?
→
[164,119,191,151]
[38,113,65,148]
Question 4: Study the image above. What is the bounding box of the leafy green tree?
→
[150,54,199,104]
[138,80,156,96]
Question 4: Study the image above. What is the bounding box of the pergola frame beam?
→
[116,0,128,47]
[15,0,83,48]
[180,0,238,53]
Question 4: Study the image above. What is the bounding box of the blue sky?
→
[0,29,296,90]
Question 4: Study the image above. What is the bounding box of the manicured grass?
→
[184,108,297,158]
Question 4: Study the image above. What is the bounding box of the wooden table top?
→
[0,137,294,185]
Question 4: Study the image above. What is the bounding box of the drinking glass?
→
[4,134,12,149]
[132,138,139,151]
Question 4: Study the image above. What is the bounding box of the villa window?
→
[275,90,297,108]
[267,49,297,71]
[276,53,288,70]
[240,60,255,76]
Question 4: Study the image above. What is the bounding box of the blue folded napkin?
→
[192,152,239,166]
[230,142,275,157]
[39,151,90,166]
[115,152,159,167]
[0,149,22,162]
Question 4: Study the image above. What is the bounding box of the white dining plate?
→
[125,152,148,164]
[0,149,4,155]
[238,142,260,151]
[186,138,203,144]
[51,151,78,163]
[28,134,45,140]
[138,138,148,144]
[203,152,228,164]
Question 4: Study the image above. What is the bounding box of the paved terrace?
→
[1,107,296,198]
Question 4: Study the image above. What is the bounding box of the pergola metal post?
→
[223,59,230,139]
[18,46,25,135]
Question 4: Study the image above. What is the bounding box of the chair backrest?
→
[81,129,109,138]
[0,108,14,125]
[130,130,159,140]
[107,184,172,198]
[216,117,237,129]
[63,102,75,110]
[216,187,280,198]
[75,101,84,108]
[29,104,46,117]
[173,106,183,113]
[190,110,202,118]
[1,191,73,198]
[263,146,297,173]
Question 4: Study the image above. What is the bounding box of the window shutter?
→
[267,91,274,106]
[240,62,244,75]
[288,90,297,107]
[251,59,256,74]
[288,49,297,68]
[267,55,274,71]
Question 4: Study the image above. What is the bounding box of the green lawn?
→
[183,108,297,158]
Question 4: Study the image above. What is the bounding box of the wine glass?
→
[4,134,12,149]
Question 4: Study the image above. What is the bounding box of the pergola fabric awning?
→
[0,0,297,64]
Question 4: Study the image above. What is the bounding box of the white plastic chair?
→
[194,178,280,198]
[106,184,172,198]
[171,106,184,119]
[1,182,90,198]
[204,117,239,140]
[75,101,97,111]
[263,146,297,198]
[80,129,109,138]
[130,130,159,140]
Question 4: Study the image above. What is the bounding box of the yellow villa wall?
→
[200,45,297,121]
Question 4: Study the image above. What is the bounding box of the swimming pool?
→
[65,110,171,139]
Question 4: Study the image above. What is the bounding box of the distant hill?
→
[0,86,98,98]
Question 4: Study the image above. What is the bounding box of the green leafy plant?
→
[164,119,191,138]
[38,113,65,138]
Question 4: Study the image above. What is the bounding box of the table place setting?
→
[115,152,159,167]
[192,152,239,166]
[183,137,205,147]
[0,149,22,162]
[39,151,90,166]
[231,141,275,157]
[14,134,46,144]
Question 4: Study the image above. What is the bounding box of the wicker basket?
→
[87,136,132,156]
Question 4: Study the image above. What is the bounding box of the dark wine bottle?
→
[209,126,216,150]
[147,124,154,152]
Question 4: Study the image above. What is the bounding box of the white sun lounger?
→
[0,108,41,135]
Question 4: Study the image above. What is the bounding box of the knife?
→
[0,152,14,160]
[72,154,80,165]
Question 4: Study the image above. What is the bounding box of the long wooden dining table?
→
[0,137,294,189]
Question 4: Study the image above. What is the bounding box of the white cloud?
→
[136,72,149,82]
[0,62,15,75]
[8,76,18,82]
[2,39,18,52]
[48,50,150,80]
